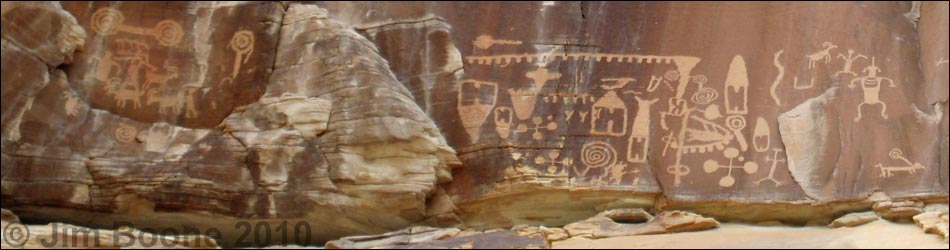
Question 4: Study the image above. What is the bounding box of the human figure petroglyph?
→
[806,42,838,69]
[90,7,184,46]
[770,50,785,106]
[755,148,786,187]
[875,148,925,178]
[703,147,759,188]
[146,89,183,115]
[458,79,498,141]
[62,92,81,117]
[628,96,659,164]
[473,35,522,50]
[849,57,895,122]
[835,49,867,77]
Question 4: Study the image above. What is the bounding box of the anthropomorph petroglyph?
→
[835,49,867,77]
[848,58,895,122]
[494,107,513,139]
[806,42,837,69]
[755,148,786,187]
[473,35,522,49]
[90,7,184,46]
[875,148,925,178]
[703,147,759,188]
[628,96,659,164]
[724,55,749,115]
[458,79,498,141]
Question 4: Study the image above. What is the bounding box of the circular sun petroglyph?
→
[154,20,184,46]
[229,30,255,54]
[90,7,124,35]
[114,124,137,144]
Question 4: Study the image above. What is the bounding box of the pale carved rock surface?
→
[563,209,718,239]
[829,211,879,228]
[2,1,460,246]
[913,211,950,242]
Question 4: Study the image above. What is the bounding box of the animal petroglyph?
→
[90,7,184,46]
[143,65,179,91]
[703,147,759,188]
[806,42,838,69]
[848,58,895,122]
[876,148,925,178]
[473,35,522,49]
[62,92,81,117]
[458,79,498,141]
[146,89,182,115]
[115,123,138,144]
[770,50,785,106]
[835,49,867,77]
[591,78,632,136]
[628,96,659,164]
[724,55,749,115]
[755,148,786,187]
[753,117,770,153]
[104,77,143,109]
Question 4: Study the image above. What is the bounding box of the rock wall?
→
[1,1,948,247]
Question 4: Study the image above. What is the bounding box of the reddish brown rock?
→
[2,2,459,246]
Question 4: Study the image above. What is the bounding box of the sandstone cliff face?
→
[1,1,948,247]
[2,1,459,246]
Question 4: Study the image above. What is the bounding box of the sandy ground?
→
[553,220,949,249]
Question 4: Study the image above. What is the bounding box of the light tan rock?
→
[324,226,460,249]
[829,211,880,228]
[913,211,949,242]
[874,200,926,221]
[564,209,717,239]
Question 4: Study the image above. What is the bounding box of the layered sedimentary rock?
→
[318,1,950,227]
[2,1,459,246]
[2,1,949,247]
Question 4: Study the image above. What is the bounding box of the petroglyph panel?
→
[62,2,281,128]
